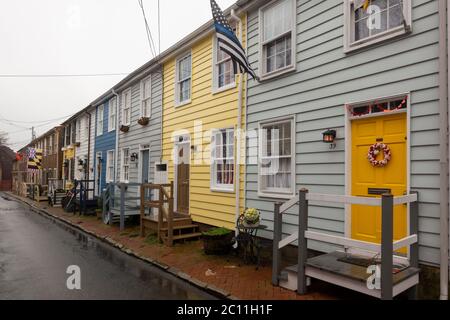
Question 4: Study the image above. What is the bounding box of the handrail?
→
[279,193,419,214]
[140,181,175,246]
[272,189,420,300]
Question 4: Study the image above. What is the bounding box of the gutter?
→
[84,109,92,182]
[439,0,449,301]
[112,89,120,184]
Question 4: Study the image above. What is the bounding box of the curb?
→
[4,192,234,300]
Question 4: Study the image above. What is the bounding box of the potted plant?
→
[120,124,130,133]
[243,208,260,228]
[138,117,150,126]
[202,227,233,255]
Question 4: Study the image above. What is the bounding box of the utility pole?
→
[31,127,36,141]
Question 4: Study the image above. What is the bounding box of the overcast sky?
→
[0,0,235,151]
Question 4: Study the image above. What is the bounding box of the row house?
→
[242,0,447,297]
[158,8,248,230]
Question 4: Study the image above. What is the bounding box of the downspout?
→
[439,0,449,301]
[231,9,244,238]
[112,89,120,184]
[85,110,92,182]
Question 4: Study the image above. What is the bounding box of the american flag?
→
[210,0,258,81]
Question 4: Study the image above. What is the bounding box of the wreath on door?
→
[367,143,392,167]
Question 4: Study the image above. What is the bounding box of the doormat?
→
[337,255,409,274]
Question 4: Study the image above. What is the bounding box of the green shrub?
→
[202,227,232,237]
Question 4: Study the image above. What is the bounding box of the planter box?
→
[202,232,234,255]
[138,117,150,126]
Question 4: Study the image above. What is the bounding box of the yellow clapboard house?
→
[161,12,248,230]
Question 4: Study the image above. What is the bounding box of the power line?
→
[0,73,129,78]
[0,112,74,124]
[138,0,157,57]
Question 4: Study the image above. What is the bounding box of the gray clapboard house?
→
[106,61,163,224]
[244,0,448,298]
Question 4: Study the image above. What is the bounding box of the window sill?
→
[175,99,192,108]
[211,186,235,193]
[344,26,411,54]
[259,65,296,82]
[258,191,295,200]
[212,82,237,95]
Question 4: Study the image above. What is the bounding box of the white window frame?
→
[343,0,412,53]
[258,116,296,199]
[258,0,297,80]
[121,148,130,183]
[140,76,152,118]
[212,34,237,93]
[108,98,117,132]
[174,51,192,107]
[76,119,81,143]
[85,115,90,140]
[121,89,132,126]
[106,150,115,183]
[97,105,104,137]
[210,128,235,192]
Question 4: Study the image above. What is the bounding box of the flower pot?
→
[202,229,233,255]
[138,117,150,126]
[243,220,260,228]
[120,125,130,133]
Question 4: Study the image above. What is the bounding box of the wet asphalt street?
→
[0,193,215,300]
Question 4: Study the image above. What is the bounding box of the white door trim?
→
[138,144,151,184]
[344,93,411,259]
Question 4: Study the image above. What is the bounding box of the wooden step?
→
[164,232,202,242]
[160,224,199,231]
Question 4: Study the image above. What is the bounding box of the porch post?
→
[381,193,394,300]
[120,183,125,231]
[102,187,107,223]
[272,202,282,286]
[108,184,114,225]
[298,188,309,295]
[409,191,419,300]
[140,184,145,237]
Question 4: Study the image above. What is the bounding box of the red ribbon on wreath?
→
[367,143,392,167]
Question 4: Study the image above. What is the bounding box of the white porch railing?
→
[272,189,419,300]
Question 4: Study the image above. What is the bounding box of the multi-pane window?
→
[259,119,294,196]
[214,40,235,90]
[76,119,81,142]
[53,133,58,154]
[345,0,411,51]
[106,150,115,182]
[355,0,404,41]
[121,148,130,182]
[122,89,132,125]
[211,129,234,191]
[85,115,89,139]
[109,97,117,132]
[141,77,152,118]
[260,0,295,77]
[176,53,192,105]
[48,136,53,155]
[97,105,104,136]
[71,122,77,144]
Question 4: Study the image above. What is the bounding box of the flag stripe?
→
[217,36,251,69]
[218,42,256,79]
[210,0,258,81]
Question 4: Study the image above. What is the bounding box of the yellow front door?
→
[351,113,407,248]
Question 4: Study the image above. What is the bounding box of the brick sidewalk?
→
[5,192,365,300]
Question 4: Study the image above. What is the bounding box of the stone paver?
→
[6,193,366,300]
